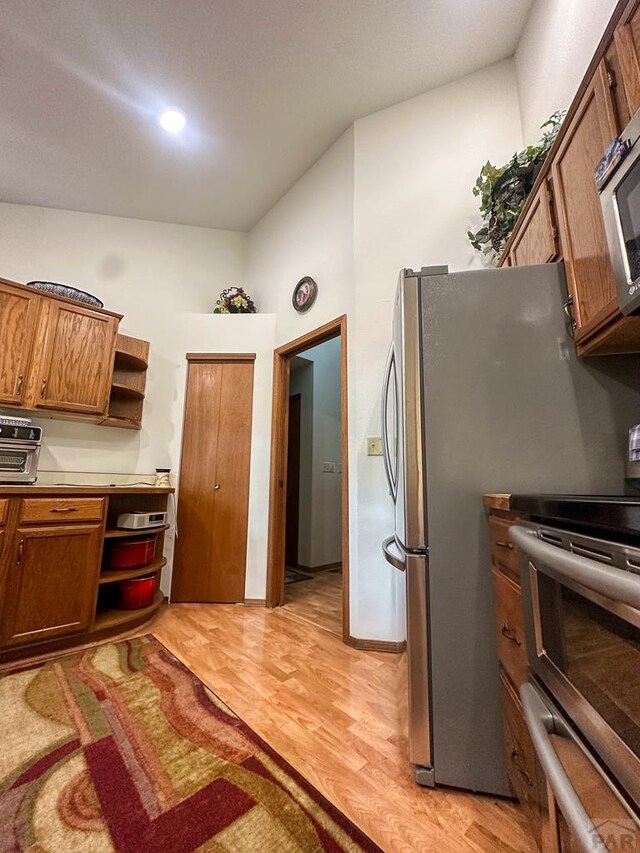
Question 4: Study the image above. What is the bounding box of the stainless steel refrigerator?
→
[381,262,640,795]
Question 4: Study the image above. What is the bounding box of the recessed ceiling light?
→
[159,108,186,134]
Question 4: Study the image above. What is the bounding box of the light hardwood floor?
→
[282,569,343,636]
[152,603,535,853]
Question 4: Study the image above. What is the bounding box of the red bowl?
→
[119,574,158,610]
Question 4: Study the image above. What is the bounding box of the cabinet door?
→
[0,282,40,406]
[2,523,102,646]
[614,6,640,118]
[552,60,620,340]
[35,301,118,415]
[510,180,560,267]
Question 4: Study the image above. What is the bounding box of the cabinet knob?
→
[17,539,24,565]
[213,483,221,490]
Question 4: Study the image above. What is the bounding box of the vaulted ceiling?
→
[1,0,534,230]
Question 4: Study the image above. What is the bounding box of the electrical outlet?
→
[367,437,383,456]
[322,462,332,473]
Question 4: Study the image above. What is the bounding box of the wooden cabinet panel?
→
[492,568,528,688]
[489,515,520,584]
[551,61,621,338]
[34,301,118,415]
[20,497,105,525]
[0,500,8,526]
[614,6,640,118]
[2,523,102,646]
[510,181,559,267]
[0,282,40,406]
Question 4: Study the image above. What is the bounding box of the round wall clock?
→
[292,276,317,313]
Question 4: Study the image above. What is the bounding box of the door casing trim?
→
[266,316,350,643]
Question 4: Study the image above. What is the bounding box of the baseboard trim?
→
[243,598,267,607]
[291,561,342,573]
[347,636,406,654]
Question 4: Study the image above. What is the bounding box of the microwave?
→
[597,108,640,315]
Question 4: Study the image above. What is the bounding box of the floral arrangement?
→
[212,286,256,314]
[467,111,565,259]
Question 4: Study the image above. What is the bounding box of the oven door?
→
[0,441,39,483]
[521,681,640,850]
[511,524,640,810]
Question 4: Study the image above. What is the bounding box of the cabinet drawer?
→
[0,499,8,526]
[492,568,528,688]
[20,497,105,524]
[489,515,520,585]
[500,672,546,852]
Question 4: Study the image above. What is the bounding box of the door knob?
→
[213,483,221,490]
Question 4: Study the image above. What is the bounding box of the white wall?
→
[0,203,277,597]
[516,0,618,144]
[246,127,355,346]
[351,58,523,641]
[289,338,342,568]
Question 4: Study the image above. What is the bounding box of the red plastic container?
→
[107,537,156,569]
[119,574,157,610]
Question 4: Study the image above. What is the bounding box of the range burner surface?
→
[511,494,640,538]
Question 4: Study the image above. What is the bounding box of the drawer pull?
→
[50,507,79,513]
[17,539,24,564]
[15,374,24,394]
[40,379,48,398]
[501,624,522,646]
[495,540,513,550]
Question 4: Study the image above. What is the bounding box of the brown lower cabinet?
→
[0,486,173,662]
[486,499,559,853]
[2,523,103,645]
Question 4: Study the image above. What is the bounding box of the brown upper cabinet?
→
[0,282,40,407]
[500,0,640,356]
[0,277,147,428]
[551,60,620,340]
[29,299,118,415]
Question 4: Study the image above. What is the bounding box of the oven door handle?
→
[520,683,598,850]
[510,526,640,610]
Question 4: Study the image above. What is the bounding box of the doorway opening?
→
[266,316,349,643]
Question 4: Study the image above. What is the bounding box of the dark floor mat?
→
[285,568,312,584]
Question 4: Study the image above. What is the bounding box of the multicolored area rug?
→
[0,635,380,852]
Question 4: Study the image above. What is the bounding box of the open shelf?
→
[114,350,148,371]
[111,382,145,400]
[94,589,164,631]
[105,333,149,430]
[104,523,170,539]
[100,415,142,430]
[99,557,167,584]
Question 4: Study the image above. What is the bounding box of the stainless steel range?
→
[0,416,42,484]
[510,495,640,849]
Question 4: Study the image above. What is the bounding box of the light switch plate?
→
[367,437,383,456]
[322,462,332,473]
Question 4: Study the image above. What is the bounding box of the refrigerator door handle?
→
[382,535,405,572]
[381,346,398,501]
[520,683,597,850]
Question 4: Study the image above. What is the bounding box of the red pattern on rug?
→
[0,635,381,852]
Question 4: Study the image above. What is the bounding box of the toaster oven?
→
[0,416,42,484]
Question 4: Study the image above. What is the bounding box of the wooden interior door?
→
[0,282,40,406]
[3,523,102,646]
[34,300,118,414]
[285,394,301,567]
[172,356,255,603]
